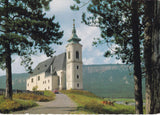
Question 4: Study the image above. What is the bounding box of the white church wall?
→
[52,75,58,90]
[57,70,66,90]
[26,72,55,91]
[41,75,52,91]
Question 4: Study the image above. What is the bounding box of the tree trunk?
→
[144,1,154,114]
[152,1,160,113]
[5,45,13,100]
[145,0,160,113]
[131,1,143,114]
[4,0,13,100]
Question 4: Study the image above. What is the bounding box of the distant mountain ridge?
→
[0,64,145,98]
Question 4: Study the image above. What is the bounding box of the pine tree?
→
[71,0,144,113]
[0,0,63,99]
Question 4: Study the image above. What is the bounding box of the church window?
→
[76,51,79,59]
[77,66,79,69]
[31,78,33,83]
[38,76,40,81]
[68,51,70,59]
[28,83,29,86]
[48,86,50,89]
[77,75,79,79]
[48,80,50,83]
[77,83,79,88]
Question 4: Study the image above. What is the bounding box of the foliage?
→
[62,90,135,114]
[13,92,55,102]
[0,96,37,113]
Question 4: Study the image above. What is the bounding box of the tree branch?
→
[79,0,90,9]
[0,29,5,33]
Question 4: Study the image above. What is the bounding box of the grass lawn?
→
[0,91,55,113]
[61,90,136,114]
[105,98,146,103]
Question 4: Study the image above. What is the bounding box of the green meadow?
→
[61,90,137,114]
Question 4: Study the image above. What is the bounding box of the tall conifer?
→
[0,0,63,99]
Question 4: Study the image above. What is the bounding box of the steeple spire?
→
[68,19,81,43]
[72,19,76,35]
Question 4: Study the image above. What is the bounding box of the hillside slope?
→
[0,73,28,90]
[83,64,145,98]
[0,64,145,98]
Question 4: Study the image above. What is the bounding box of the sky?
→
[0,0,122,76]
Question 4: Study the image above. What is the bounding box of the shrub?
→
[84,100,105,113]
[13,93,54,102]
[0,99,20,113]
[32,86,38,91]
[44,91,55,97]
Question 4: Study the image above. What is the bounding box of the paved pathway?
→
[12,93,77,114]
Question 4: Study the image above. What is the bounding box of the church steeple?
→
[68,19,81,43]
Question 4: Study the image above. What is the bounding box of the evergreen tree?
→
[144,0,160,113]
[71,0,144,113]
[0,0,63,99]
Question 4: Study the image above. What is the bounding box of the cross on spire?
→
[67,19,81,43]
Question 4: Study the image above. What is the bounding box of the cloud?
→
[0,70,5,76]
[83,57,94,65]
[49,0,74,14]
[103,56,122,64]
[79,26,100,51]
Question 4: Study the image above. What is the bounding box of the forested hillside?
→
[83,64,145,98]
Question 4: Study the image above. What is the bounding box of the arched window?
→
[77,83,79,88]
[31,78,33,83]
[38,76,40,81]
[68,51,70,59]
[76,51,79,59]
[77,75,79,79]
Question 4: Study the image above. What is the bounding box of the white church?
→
[26,20,83,91]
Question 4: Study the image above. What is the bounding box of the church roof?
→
[31,53,66,76]
[67,19,81,43]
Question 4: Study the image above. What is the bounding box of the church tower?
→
[66,19,83,90]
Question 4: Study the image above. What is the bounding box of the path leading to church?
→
[12,93,77,114]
